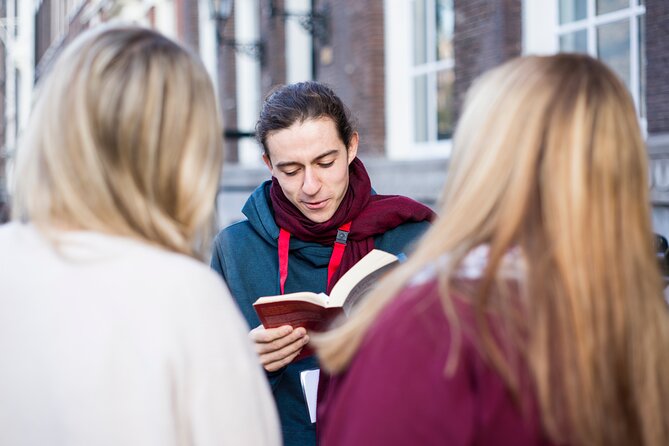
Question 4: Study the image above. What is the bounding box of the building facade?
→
[1,0,668,233]
[216,0,669,233]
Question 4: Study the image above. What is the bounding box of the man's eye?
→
[283,170,299,176]
[319,161,335,168]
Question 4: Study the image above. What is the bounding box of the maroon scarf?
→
[270,157,435,293]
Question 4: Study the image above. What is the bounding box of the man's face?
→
[263,117,358,223]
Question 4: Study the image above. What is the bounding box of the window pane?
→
[437,69,454,140]
[639,16,646,118]
[414,75,428,142]
[559,0,586,24]
[559,30,588,53]
[596,0,628,15]
[413,0,427,65]
[597,19,631,89]
[436,0,454,60]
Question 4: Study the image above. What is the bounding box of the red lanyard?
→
[278,221,352,294]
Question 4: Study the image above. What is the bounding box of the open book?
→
[253,249,400,334]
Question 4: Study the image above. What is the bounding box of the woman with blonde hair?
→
[0,25,280,445]
[316,54,669,446]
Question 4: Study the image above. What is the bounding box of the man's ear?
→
[262,153,273,173]
[347,132,359,164]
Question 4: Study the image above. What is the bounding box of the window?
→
[557,0,646,120]
[411,0,454,143]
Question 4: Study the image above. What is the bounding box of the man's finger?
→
[250,325,293,343]
[256,328,307,355]
[264,349,302,372]
[260,335,310,369]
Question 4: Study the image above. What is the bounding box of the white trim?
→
[384,0,452,160]
[630,7,640,114]
[285,0,312,83]
[384,0,413,159]
[410,58,454,75]
[556,4,645,33]
[425,0,437,141]
[235,0,263,166]
[522,0,558,54]
[198,0,219,98]
[524,0,646,132]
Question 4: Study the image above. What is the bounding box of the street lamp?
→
[209,0,233,25]
[269,0,330,46]
[209,0,264,63]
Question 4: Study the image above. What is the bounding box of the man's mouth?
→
[302,199,328,210]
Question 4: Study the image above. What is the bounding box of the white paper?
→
[299,368,320,423]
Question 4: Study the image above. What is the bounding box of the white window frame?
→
[524,0,646,132]
[285,0,313,83]
[384,0,452,160]
[235,0,263,166]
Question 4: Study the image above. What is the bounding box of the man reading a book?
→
[210,81,434,446]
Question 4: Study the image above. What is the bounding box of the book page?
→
[329,249,399,308]
[340,261,399,315]
[254,291,327,306]
[300,369,320,423]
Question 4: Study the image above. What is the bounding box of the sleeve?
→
[320,288,476,446]
[178,270,282,446]
[376,221,431,257]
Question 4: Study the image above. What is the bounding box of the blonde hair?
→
[13,25,223,259]
[316,54,669,445]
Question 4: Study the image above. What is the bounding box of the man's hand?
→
[250,325,309,372]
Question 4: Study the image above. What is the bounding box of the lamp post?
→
[209,0,233,25]
[268,0,330,46]
[268,0,330,79]
[209,0,264,62]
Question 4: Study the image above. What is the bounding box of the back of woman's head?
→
[13,25,222,258]
[418,54,668,445]
[318,54,669,446]
[447,55,669,443]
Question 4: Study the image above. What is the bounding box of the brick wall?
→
[219,8,239,162]
[453,0,521,118]
[34,0,53,72]
[259,0,287,95]
[176,0,200,51]
[316,0,385,155]
[646,0,669,134]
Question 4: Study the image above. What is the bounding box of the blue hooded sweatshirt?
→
[211,181,430,446]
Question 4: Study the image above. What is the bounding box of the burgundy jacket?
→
[319,266,559,446]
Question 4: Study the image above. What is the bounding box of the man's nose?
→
[302,168,321,195]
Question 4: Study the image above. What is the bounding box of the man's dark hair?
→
[255,81,357,158]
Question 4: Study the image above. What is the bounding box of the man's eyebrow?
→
[274,149,340,168]
[312,150,339,162]
[274,160,302,169]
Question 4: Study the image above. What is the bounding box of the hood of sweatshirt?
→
[241,181,279,247]
[241,181,331,268]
